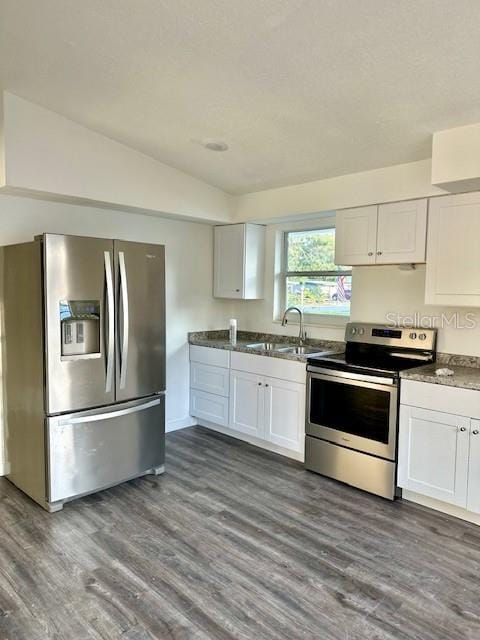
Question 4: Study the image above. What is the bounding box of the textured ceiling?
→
[2,0,480,194]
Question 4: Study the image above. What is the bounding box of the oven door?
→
[306,368,398,460]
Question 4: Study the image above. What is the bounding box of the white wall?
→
[2,93,232,223]
[231,216,480,356]
[0,94,450,228]
[0,193,234,473]
[234,159,445,222]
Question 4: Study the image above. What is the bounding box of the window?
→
[283,227,352,318]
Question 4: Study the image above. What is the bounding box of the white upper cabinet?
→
[335,206,377,265]
[425,192,480,306]
[335,199,427,266]
[376,200,427,264]
[214,223,265,299]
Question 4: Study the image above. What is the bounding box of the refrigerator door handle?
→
[104,251,115,393]
[56,397,161,426]
[118,250,129,389]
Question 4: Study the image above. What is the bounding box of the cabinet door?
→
[213,225,245,298]
[467,419,480,514]
[229,370,264,438]
[335,206,377,265]
[398,405,469,507]
[264,377,305,453]
[425,193,480,306]
[376,199,427,264]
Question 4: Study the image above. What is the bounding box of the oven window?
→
[309,377,391,444]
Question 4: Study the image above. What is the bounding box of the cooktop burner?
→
[307,322,437,378]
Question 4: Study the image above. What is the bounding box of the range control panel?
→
[346,323,437,351]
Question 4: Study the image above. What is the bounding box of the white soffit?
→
[432,123,480,193]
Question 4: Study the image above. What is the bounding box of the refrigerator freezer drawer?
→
[47,395,165,503]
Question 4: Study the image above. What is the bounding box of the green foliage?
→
[287,229,349,272]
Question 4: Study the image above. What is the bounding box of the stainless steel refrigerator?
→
[2,233,166,512]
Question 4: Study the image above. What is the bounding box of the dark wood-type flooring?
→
[0,426,479,639]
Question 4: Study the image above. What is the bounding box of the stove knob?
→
[418,333,427,341]
[409,332,417,340]
[358,328,365,335]
[351,327,357,335]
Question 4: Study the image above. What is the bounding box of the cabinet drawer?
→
[230,351,306,384]
[190,389,229,427]
[401,379,480,418]
[190,345,230,368]
[190,362,229,397]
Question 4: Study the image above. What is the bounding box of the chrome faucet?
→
[281,306,307,346]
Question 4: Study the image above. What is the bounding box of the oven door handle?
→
[308,370,397,392]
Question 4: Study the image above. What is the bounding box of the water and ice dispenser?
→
[60,300,101,357]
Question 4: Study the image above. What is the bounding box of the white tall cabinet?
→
[425,192,480,306]
[213,223,265,299]
[335,199,428,266]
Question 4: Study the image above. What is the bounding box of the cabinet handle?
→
[235,289,240,292]
[258,382,262,386]
[265,384,269,387]
[473,430,479,435]
[377,251,383,256]
[459,427,467,432]
[368,251,373,256]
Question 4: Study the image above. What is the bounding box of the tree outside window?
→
[284,228,352,317]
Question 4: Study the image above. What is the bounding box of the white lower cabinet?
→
[190,345,306,458]
[398,405,469,507]
[190,389,229,427]
[264,376,305,452]
[190,361,229,397]
[399,380,480,517]
[229,370,264,438]
[229,370,305,453]
[467,419,480,513]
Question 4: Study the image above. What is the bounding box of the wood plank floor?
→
[0,426,480,639]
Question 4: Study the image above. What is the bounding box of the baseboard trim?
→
[166,417,197,433]
[197,419,304,462]
[403,489,480,526]
[0,460,10,477]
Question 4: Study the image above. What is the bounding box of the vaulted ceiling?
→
[2,1,480,194]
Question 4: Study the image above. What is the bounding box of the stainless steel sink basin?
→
[245,342,290,351]
[245,342,331,356]
[280,345,327,355]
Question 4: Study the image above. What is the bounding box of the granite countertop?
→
[188,330,344,363]
[401,361,480,391]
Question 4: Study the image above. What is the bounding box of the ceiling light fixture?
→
[203,140,229,152]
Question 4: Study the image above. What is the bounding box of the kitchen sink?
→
[280,345,328,355]
[245,342,331,356]
[245,342,289,351]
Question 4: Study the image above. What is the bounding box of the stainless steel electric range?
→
[305,323,437,500]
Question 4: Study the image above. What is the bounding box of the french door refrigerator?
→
[2,233,166,512]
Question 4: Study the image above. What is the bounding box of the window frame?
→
[281,225,352,324]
